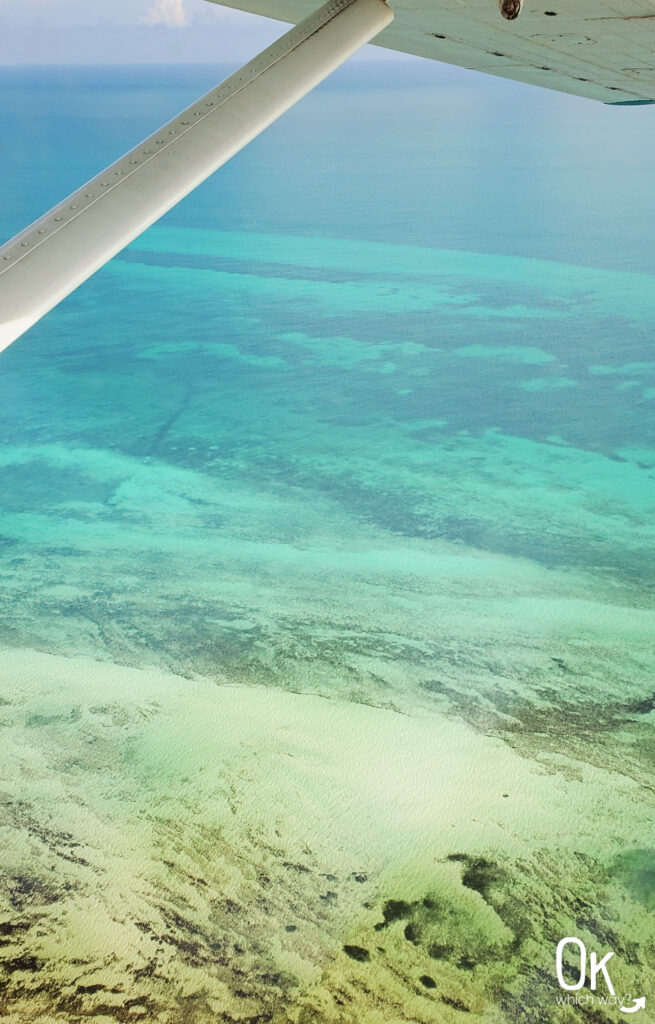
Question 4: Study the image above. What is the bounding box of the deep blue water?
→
[1,61,655,650]
[1,62,655,656]
[2,62,655,269]
[1,61,655,1023]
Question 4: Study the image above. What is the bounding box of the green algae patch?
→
[1,649,653,1023]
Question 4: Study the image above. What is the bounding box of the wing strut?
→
[0,0,392,354]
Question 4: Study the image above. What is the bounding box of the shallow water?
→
[0,63,654,1022]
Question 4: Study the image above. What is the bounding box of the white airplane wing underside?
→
[209,0,655,104]
[1,0,652,353]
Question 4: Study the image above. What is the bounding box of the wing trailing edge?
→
[207,0,655,105]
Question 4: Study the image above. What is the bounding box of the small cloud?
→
[142,0,188,27]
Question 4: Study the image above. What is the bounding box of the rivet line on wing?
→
[0,0,362,277]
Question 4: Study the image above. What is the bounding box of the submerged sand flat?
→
[1,223,655,1021]
[1,648,653,1023]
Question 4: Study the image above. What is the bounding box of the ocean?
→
[0,61,654,1022]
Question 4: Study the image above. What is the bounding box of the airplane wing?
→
[0,0,392,353]
[209,0,655,104]
[1,0,652,353]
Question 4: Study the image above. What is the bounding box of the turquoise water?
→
[1,63,654,1022]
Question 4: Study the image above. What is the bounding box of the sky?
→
[0,0,398,64]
